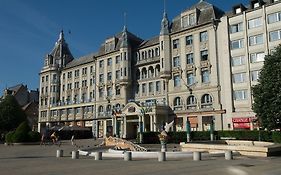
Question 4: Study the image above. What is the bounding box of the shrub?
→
[5,131,15,143]
[28,131,41,142]
[11,121,31,143]
[272,132,281,143]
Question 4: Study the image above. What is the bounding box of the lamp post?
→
[139,107,145,144]
[186,117,191,142]
[210,118,214,141]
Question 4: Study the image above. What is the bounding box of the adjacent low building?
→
[38,0,281,139]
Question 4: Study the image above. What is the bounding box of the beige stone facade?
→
[38,0,281,138]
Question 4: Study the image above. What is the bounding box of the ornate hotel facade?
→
[38,0,281,138]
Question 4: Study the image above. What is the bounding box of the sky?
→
[0,0,249,96]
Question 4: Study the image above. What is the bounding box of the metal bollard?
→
[158,152,166,162]
[56,149,63,158]
[95,152,102,160]
[161,143,167,152]
[124,151,132,161]
[193,151,201,161]
[72,151,79,159]
[225,150,233,160]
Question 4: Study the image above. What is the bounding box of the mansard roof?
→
[139,36,159,49]
[97,30,143,55]
[64,53,96,70]
[50,31,74,60]
[171,1,225,33]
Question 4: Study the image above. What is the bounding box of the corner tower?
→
[38,30,74,131]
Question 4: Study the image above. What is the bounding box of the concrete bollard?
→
[72,151,79,159]
[124,151,132,161]
[158,152,166,162]
[193,151,201,161]
[56,149,63,158]
[225,150,233,160]
[95,152,102,160]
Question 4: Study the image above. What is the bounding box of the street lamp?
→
[186,117,191,142]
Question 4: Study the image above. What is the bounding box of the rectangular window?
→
[230,22,243,33]
[99,88,104,98]
[269,30,281,42]
[99,60,104,68]
[249,34,263,46]
[116,55,121,64]
[115,86,121,95]
[107,58,112,66]
[200,31,208,42]
[173,56,180,67]
[107,87,112,97]
[232,56,245,66]
[268,11,281,24]
[42,76,44,83]
[186,53,194,64]
[234,90,248,100]
[172,39,179,49]
[46,75,49,82]
[202,70,210,83]
[182,13,196,28]
[231,39,244,50]
[187,73,195,85]
[200,50,208,61]
[156,81,161,92]
[116,70,121,80]
[251,70,260,81]
[248,17,262,29]
[174,75,181,87]
[107,72,112,81]
[99,74,104,83]
[186,35,193,45]
[149,82,153,93]
[142,83,146,93]
[250,52,265,63]
[233,72,246,83]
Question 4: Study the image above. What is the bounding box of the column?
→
[142,115,145,132]
[113,117,117,136]
[150,115,153,132]
[154,115,157,131]
[123,116,127,138]
[103,120,107,137]
[198,116,203,131]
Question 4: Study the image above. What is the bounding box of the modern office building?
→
[38,0,281,138]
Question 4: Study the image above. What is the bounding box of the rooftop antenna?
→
[164,0,166,13]
[123,12,127,30]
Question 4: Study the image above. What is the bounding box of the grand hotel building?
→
[39,0,281,138]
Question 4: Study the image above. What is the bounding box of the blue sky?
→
[0,0,249,95]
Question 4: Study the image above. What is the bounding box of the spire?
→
[160,0,169,35]
[120,12,129,48]
[120,26,129,48]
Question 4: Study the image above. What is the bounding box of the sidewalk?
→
[0,139,281,175]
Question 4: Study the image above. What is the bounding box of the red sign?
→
[232,117,250,123]
[233,122,250,129]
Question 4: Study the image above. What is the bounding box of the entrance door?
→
[126,122,138,139]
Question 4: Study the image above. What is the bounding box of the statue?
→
[158,121,174,152]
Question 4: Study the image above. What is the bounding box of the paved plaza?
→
[1,139,281,175]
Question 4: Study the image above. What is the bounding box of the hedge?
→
[141,131,281,144]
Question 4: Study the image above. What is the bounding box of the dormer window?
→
[254,2,260,8]
[235,8,241,14]
[182,13,196,28]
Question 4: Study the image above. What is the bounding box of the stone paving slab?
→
[1,139,281,175]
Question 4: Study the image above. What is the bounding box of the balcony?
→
[136,56,160,66]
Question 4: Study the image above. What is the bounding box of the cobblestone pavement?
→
[1,139,281,175]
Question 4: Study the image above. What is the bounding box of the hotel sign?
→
[232,117,250,123]
[128,106,136,113]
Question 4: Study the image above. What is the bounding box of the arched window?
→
[187,95,197,110]
[148,50,152,58]
[155,64,160,77]
[148,66,154,78]
[136,69,140,80]
[152,50,155,58]
[106,105,112,115]
[98,106,104,115]
[201,94,213,109]
[173,97,183,111]
[142,52,145,60]
[155,47,159,56]
[141,67,147,79]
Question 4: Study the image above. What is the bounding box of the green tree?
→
[252,44,281,130]
[0,95,26,132]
